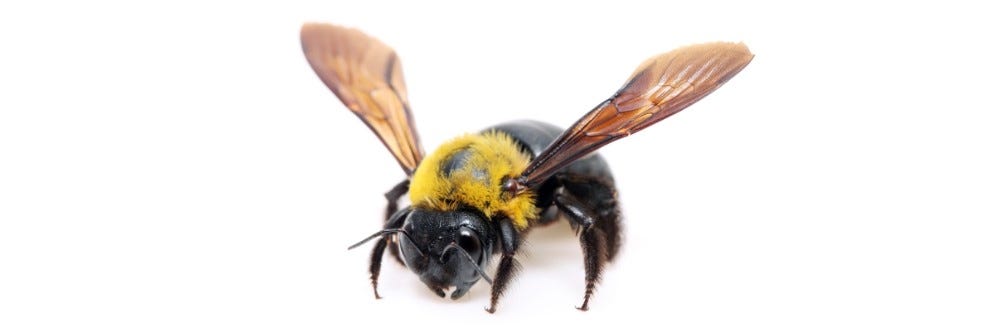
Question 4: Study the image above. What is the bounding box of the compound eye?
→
[457,228,482,263]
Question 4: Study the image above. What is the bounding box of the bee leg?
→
[368,206,411,299]
[554,192,608,311]
[556,174,622,261]
[383,179,409,265]
[383,179,410,220]
[486,218,521,314]
[368,238,388,299]
[557,174,623,310]
[576,225,607,311]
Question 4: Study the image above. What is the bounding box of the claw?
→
[576,297,591,311]
[371,281,382,299]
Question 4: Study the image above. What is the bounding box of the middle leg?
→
[553,174,623,311]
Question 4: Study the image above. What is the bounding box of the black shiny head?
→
[398,208,496,299]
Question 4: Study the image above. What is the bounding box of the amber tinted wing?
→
[517,42,753,188]
[301,23,423,175]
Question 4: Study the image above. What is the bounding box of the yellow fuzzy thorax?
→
[409,131,536,229]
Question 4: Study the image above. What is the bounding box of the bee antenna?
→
[442,242,494,285]
[347,228,426,258]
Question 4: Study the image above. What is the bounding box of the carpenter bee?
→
[300,23,753,313]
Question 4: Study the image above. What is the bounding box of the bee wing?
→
[517,42,753,188]
[301,23,424,175]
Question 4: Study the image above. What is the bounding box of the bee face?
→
[398,209,495,299]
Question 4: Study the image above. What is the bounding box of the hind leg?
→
[554,174,623,310]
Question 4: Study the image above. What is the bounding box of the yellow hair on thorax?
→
[409,131,536,229]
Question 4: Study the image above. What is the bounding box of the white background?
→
[2,0,998,332]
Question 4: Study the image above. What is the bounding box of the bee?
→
[300,23,753,313]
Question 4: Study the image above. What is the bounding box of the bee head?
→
[398,208,495,300]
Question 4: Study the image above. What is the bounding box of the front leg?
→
[383,179,409,265]
[366,206,411,299]
[486,218,521,313]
